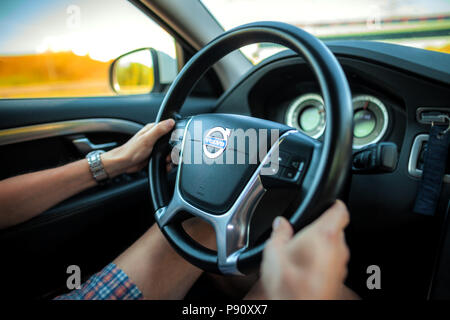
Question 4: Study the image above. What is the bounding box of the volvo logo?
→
[203,127,231,159]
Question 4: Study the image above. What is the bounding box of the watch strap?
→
[86,150,109,183]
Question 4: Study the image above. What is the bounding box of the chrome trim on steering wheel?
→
[155,119,297,275]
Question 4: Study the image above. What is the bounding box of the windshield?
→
[201,0,450,64]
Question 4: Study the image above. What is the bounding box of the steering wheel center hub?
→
[203,126,231,159]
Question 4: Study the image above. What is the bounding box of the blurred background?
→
[0,0,449,99]
[0,0,176,99]
[202,0,450,63]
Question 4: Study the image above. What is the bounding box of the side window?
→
[0,0,178,99]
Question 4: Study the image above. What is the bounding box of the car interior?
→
[0,0,449,300]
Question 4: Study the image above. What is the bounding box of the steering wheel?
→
[149,22,353,275]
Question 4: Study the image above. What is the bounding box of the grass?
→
[0,52,114,99]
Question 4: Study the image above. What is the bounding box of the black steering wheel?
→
[149,22,353,275]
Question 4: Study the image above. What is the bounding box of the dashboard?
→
[214,40,450,299]
[242,53,407,154]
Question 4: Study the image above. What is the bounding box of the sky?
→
[0,0,176,61]
[0,0,449,61]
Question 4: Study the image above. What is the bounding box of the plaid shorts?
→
[54,263,143,300]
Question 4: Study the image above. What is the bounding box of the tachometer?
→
[285,93,325,139]
[352,95,389,149]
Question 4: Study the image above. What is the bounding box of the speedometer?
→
[285,93,325,139]
[352,95,389,149]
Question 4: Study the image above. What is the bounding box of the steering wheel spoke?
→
[155,174,223,228]
[214,171,266,274]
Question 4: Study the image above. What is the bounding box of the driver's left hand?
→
[101,119,175,178]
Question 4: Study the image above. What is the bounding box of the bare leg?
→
[113,219,215,300]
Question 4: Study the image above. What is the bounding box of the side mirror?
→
[109,48,177,95]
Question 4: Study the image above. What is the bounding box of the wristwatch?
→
[86,150,109,183]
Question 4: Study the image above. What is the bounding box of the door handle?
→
[71,137,117,155]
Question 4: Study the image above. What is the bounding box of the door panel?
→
[0,94,217,299]
[0,94,216,129]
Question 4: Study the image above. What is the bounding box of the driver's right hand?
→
[261,200,350,300]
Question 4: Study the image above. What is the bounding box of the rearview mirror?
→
[110,48,177,95]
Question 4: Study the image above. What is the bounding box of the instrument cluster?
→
[285,93,389,149]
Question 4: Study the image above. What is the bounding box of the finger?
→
[263,217,293,269]
[335,235,350,281]
[315,200,350,232]
[143,119,175,146]
[166,153,172,164]
[268,216,294,248]
[137,122,155,136]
